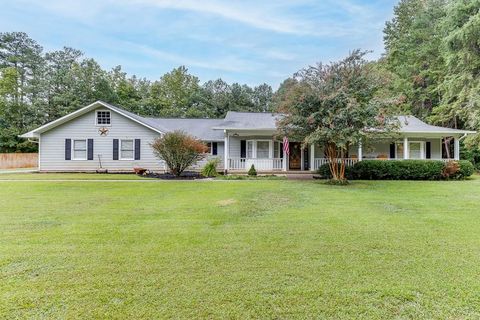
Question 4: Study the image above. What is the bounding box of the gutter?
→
[459,133,469,141]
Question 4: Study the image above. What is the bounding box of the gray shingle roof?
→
[396,116,475,134]
[146,118,225,140]
[20,101,476,139]
[212,111,279,130]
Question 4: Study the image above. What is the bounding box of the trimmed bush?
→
[352,160,445,180]
[201,158,220,177]
[317,163,354,179]
[248,164,257,176]
[455,160,475,179]
[316,160,475,181]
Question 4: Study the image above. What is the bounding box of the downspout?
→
[459,133,468,141]
[27,138,39,144]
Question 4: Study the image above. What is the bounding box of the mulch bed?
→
[142,171,208,180]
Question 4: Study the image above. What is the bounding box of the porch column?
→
[300,146,305,171]
[454,137,460,160]
[310,144,315,171]
[282,142,288,171]
[224,130,229,173]
[403,137,409,160]
[358,141,363,161]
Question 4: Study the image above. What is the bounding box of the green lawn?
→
[1,175,480,319]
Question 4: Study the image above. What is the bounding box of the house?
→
[20,100,475,173]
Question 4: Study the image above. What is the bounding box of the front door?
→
[289,142,301,170]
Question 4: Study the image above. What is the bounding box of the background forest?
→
[1,0,480,164]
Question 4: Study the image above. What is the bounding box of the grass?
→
[1,174,480,319]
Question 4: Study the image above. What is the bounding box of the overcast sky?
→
[0,0,397,88]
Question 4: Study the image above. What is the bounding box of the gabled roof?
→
[396,116,475,134]
[20,101,166,138]
[212,111,279,130]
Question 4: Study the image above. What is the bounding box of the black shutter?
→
[65,139,71,160]
[113,139,119,160]
[240,140,246,158]
[212,142,218,155]
[389,143,395,159]
[426,141,431,159]
[87,139,94,160]
[134,139,141,160]
[280,143,284,158]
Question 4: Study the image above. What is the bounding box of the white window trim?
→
[72,139,87,161]
[120,139,135,160]
[246,139,273,159]
[206,141,219,156]
[95,110,112,126]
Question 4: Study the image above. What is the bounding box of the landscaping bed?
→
[142,171,207,180]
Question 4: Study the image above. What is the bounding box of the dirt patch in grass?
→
[217,198,237,206]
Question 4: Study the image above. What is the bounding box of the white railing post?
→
[224,130,229,173]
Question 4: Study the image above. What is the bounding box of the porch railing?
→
[228,158,283,171]
[313,158,360,170]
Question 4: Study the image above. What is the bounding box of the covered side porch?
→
[223,132,468,173]
[310,134,464,171]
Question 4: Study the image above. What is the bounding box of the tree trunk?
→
[325,142,347,182]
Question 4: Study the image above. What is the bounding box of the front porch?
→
[223,134,463,173]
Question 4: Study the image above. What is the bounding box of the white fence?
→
[228,158,283,171]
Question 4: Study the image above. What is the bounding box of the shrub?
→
[317,163,354,179]
[352,160,445,180]
[151,130,207,176]
[202,158,220,177]
[455,160,475,179]
[248,164,257,176]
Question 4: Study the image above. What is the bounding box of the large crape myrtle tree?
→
[277,50,397,183]
[151,130,208,176]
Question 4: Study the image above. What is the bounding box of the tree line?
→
[0,32,274,152]
[1,0,480,155]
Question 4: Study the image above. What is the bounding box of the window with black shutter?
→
[240,140,246,158]
[426,141,431,159]
[389,143,395,159]
[65,139,71,160]
[212,142,218,155]
[113,139,119,160]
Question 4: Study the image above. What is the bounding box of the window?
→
[396,141,424,159]
[73,139,87,160]
[396,143,404,159]
[256,141,270,159]
[120,139,134,160]
[96,111,111,125]
[206,142,218,155]
[246,141,254,158]
[409,142,422,159]
[273,141,283,158]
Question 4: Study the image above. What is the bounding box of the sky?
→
[0,0,398,88]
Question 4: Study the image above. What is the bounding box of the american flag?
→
[283,136,290,156]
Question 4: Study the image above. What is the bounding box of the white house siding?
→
[39,108,165,172]
[188,142,224,170]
